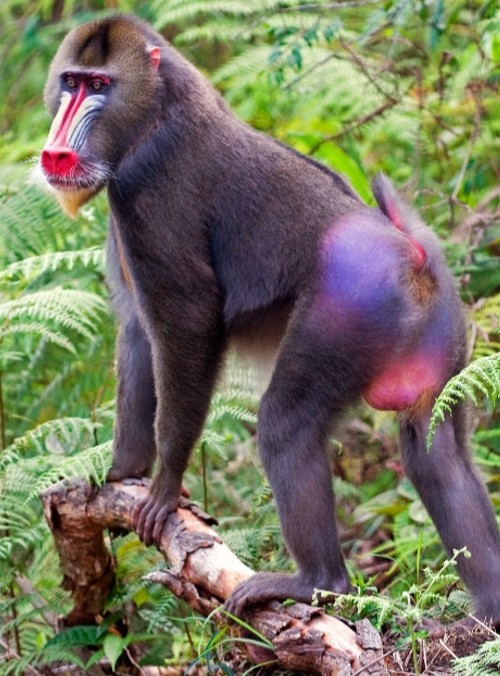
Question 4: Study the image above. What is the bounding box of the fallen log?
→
[40,480,387,675]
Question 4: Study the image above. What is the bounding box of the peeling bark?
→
[41,480,387,675]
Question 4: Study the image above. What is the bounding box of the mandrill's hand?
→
[132,494,180,545]
[131,474,185,546]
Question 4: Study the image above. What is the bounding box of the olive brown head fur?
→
[39,14,500,624]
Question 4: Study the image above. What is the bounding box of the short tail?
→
[372,173,427,271]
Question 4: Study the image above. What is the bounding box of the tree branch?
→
[40,480,387,675]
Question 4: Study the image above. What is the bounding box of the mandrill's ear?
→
[147,45,161,72]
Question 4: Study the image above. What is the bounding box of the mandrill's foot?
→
[132,493,180,546]
[107,462,152,483]
[111,476,152,488]
[224,571,350,618]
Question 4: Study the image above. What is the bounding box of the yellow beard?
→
[54,187,97,218]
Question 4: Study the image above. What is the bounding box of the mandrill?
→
[38,14,500,621]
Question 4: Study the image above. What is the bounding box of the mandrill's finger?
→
[152,505,172,542]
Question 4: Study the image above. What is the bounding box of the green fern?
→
[428,354,500,447]
[154,0,303,31]
[0,232,108,357]
[322,549,468,632]
[370,505,444,582]
[0,187,70,263]
[452,638,500,676]
[223,524,280,570]
[472,294,500,358]
[323,590,394,630]
[28,625,106,673]
[0,493,48,557]
[0,246,104,283]
[0,288,107,335]
[0,417,102,470]
[26,441,113,500]
[143,589,180,634]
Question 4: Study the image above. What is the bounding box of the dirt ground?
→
[382,623,497,675]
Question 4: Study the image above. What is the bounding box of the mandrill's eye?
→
[90,79,106,92]
[65,75,78,89]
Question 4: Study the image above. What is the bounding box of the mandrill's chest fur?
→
[109,117,360,332]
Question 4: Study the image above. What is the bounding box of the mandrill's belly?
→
[363,351,444,411]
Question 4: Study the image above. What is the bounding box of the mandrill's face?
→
[38,17,161,216]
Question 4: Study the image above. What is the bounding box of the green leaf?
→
[103,633,126,671]
[492,33,500,63]
[428,0,445,50]
[44,624,106,649]
[315,145,372,203]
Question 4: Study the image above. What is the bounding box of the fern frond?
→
[174,23,256,46]
[326,592,394,630]
[20,626,105,673]
[0,321,76,352]
[174,10,327,47]
[27,441,113,500]
[472,293,500,359]
[0,492,48,554]
[452,638,500,676]
[427,354,500,447]
[200,429,229,458]
[0,417,100,469]
[0,246,104,283]
[154,0,286,29]
[0,186,68,262]
[0,287,108,344]
[144,591,179,633]
[0,501,40,533]
[206,404,257,426]
[212,45,272,86]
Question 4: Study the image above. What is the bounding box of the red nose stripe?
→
[41,81,86,177]
[52,82,86,147]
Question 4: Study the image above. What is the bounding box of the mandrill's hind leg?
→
[226,313,376,617]
[400,406,500,626]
